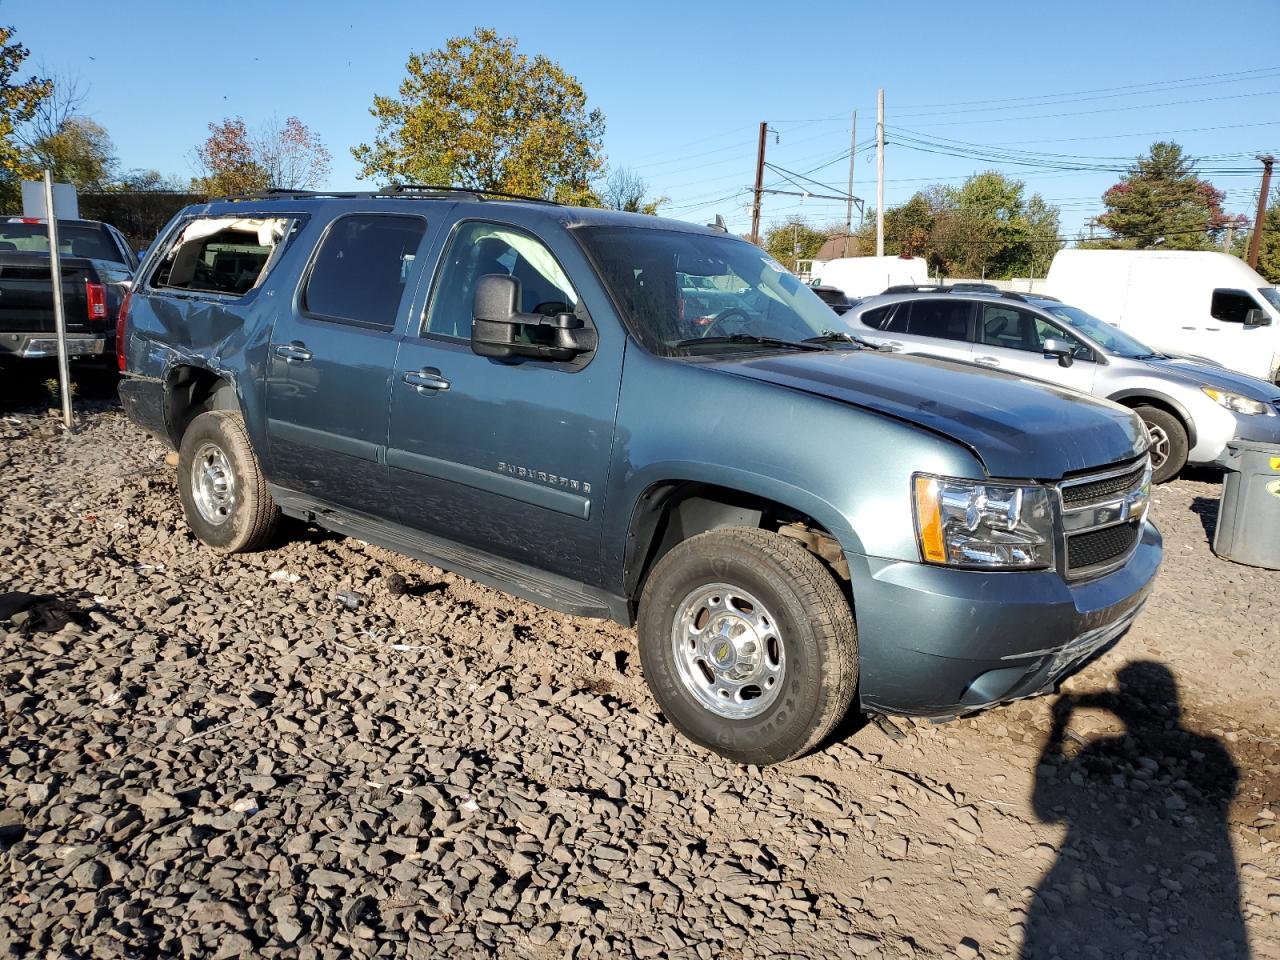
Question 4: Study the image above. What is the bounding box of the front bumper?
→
[1211,410,1280,467]
[0,333,106,359]
[851,520,1162,718]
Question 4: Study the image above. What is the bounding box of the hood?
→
[712,350,1147,479]
[1142,355,1280,401]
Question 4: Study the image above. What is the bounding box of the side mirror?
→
[471,274,592,362]
[1042,337,1075,368]
[1245,308,1271,327]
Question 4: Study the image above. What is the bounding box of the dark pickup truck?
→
[118,189,1161,765]
[0,217,137,361]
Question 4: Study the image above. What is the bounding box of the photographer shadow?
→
[1021,661,1248,960]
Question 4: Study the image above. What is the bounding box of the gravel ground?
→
[2,385,1278,959]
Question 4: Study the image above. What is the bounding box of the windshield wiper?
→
[672,333,831,352]
[803,329,880,350]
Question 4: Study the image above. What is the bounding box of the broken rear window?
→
[150,217,294,297]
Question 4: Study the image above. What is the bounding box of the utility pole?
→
[1223,222,1234,254]
[876,88,885,258]
[1247,154,1274,269]
[750,121,768,245]
[844,111,857,257]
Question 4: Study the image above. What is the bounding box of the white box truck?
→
[1045,249,1280,384]
[811,255,929,300]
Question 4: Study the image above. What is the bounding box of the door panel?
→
[385,221,622,586]
[266,213,431,515]
[975,304,1096,392]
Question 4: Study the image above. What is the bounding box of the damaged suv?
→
[118,188,1161,765]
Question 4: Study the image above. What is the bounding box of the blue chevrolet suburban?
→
[117,187,1161,765]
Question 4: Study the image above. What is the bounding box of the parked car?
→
[118,189,1161,765]
[1045,249,1280,384]
[0,217,137,362]
[810,254,929,299]
[810,284,855,315]
[847,288,1280,482]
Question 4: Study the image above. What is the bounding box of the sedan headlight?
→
[913,475,1054,570]
[1201,386,1274,416]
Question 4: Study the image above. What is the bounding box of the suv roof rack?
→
[210,185,562,205]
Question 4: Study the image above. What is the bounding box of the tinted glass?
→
[305,215,426,330]
[425,222,578,339]
[577,226,840,356]
[1210,288,1261,324]
[0,222,124,263]
[858,305,892,330]
[906,300,971,341]
[982,304,1087,355]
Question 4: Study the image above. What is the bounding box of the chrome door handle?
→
[274,342,313,363]
[402,369,450,392]
[975,355,1000,366]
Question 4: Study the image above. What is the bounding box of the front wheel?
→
[1134,405,1188,484]
[637,528,858,765]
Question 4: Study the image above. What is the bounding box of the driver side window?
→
[982,304,1087,356]
[423,222,579,340]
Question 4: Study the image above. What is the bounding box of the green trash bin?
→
[1212,440,1280,569]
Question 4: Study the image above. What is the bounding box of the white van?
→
[1046,249,1280,384]
[811,255,929,300]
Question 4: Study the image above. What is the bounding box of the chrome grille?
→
[1057,459,1151,579]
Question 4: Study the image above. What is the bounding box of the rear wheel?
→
[1134,405,1188,483]
[637,527,858,765]
[177,411,279,552]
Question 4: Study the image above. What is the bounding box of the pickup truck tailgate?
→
[0,255,95,334]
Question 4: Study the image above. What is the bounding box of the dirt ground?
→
[1,373,1278,959]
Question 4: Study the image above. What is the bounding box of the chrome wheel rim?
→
[191,442,236,526]
[1145,423,1170,470]
[670,583,785,720]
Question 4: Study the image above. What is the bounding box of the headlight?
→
[913,475,1054,570]
[1201,386,1274,416]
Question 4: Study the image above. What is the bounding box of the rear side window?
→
[885,300,971,341]
[1210,288,1261,324]
[303,214,427,331]
[858,305,892,329]
[151,217,292,296]
[0,221,125,263]
[907,300,971,341]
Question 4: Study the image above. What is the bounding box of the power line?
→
[892,66,1280,118]
[897,89,1279,128]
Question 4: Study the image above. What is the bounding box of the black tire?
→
[1134,405,1188,484]
[177,410,279,553]
[637,527,858,765]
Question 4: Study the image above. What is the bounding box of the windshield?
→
[1258,287,1280,311]
[1034,301,1157,358]
[576,225,845,355]
[0,222,125,264]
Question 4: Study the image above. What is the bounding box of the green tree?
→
[29,116,116,190]
[1093,141,1228,250]
[763,216,837,271]
[192,117,270,196]
[352,28,605,204]
[0,25,52,211]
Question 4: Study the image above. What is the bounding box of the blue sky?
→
[10,0,1279,240]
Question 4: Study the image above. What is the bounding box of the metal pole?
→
[750,121,768,245]
[1247,154,1273,269]
[43,171,74,432]
[844,111,857,257]
[876,89,885,257]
